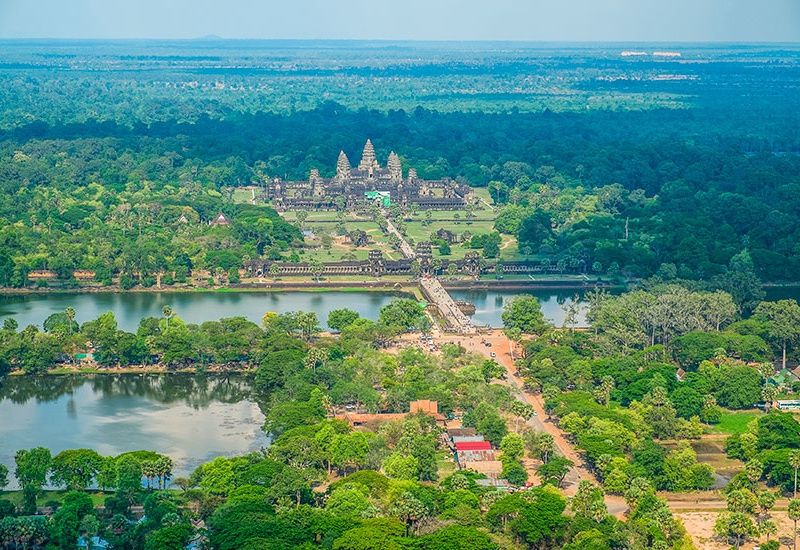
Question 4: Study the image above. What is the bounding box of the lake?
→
[0,288,592,331]
[0,374,267,489]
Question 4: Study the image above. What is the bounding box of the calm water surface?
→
[0,288,592,330]
[0,374,266,489]
[0,291,406,332]
[1,287,797,332]
[449,288,590,327]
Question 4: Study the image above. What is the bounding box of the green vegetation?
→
[2,40,800,550]
[710,411,764,436]
[0,43,797,290]
[0,288,714,550]
[513,285,800,546]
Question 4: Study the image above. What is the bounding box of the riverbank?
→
[0,279,420,296]
[9,363,257,376]
[0,275,623,297]
[6,277,800,296]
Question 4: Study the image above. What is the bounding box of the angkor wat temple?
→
[265,140,472,211]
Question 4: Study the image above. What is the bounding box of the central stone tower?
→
[358,139,380,175]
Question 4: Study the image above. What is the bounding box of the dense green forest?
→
[0,41,798,287]
[0,296,700,549]
[5,289,800,548]
[3,39,800,550]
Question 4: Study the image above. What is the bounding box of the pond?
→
[0,374,267,489]
[0,288,593,331]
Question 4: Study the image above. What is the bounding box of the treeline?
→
[0,44,798,284]
[0,298,428,375]
[0,302,694,550]
[0,178,301,288]
[0,80,798,284]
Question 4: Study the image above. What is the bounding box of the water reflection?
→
[0,375,267,488]
[448,288,591,327]
[0,290,409,332]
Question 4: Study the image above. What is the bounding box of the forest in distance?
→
[0,41,797,290]
[1,38,800,550]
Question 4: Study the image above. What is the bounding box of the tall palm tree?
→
[790,450,800,498]
[789,498,800,550]
[64,307,76,335]
[162,305,174,331]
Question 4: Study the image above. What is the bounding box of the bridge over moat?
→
[419,276,476,334]
[385,211,476,334]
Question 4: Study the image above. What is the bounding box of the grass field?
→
[708,410,763,435]
[299,219,404,262]
[231,186,260,204]
[276,198,524,263]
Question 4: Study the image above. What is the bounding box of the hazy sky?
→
[0,0,798,42]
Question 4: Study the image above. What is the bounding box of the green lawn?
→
[231,187,257,204]
[282,210,358,223]
[708,410,763,435]
[470,187,496,208]
[299,220,404,262]
[279,203,521,263]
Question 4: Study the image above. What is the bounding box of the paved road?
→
[383,215,416,259]
[382,210,475,334]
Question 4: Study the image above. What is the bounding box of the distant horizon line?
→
[0,37,798,45]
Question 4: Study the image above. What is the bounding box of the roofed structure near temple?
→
[210,212,230,226]
[265,139,472,211]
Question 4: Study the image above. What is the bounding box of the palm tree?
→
[141,460,158,489]
[155,456,173,489]
[790,450,800,498]
[64,307,76,335]
[790,498,800,550]
[162,305,174,330]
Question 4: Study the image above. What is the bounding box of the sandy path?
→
[431,329,627,516]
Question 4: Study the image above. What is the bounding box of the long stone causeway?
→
[384,213,476,334]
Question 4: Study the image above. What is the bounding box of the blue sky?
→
[0,0,798,42]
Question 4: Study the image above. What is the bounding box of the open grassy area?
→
[298,219,406,262]
[708,410,763,435]
[231,186,258,204]
[277,200,522,263]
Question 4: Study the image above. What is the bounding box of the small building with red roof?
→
[455,441,492,452]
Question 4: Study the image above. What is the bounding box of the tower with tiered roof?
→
[387,151,402,181]
[335,151,351,181]
[358,139,381,175]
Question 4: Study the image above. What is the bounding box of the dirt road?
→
[432,329,627,516]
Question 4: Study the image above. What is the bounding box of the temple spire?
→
[358,139,380,171]
[336,150,351,180]
[387,151,402,180]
